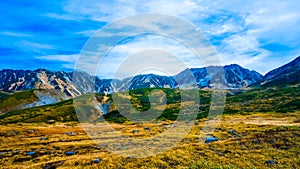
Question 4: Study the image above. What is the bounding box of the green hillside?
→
[225,86,300,114]
[0,86,299,124]
[0,99,76,123]
[0,90,39,114]
[0,91,9,102]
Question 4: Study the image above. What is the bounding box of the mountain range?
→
[1,56,299,95]
[0,56,299,112]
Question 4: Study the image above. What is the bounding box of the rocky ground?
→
[0,112,299,169]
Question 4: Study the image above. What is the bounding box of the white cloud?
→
[0,31,32,37]
[86,34,206,78]
[60,0,206,22]
[36,54,78,65]
[15,41,54,53]
[18,41,53,50]
[74,30,98,36]
[216,34,270,71]
[241,2,298,39]
[103,49,190,79]
[44,0,300,76]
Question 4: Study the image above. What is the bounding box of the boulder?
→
[25,151,35,156]
[47,120,56,124]
[229,130,237,135]
[131,130,140,134]
[64,132,76,135]
[93,158,101,163]
[65,151,75,156]
[40,137,48,140]
[266,160,277,165]
[205,137,219,143]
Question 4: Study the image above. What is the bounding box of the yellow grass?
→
[0,112,299,168]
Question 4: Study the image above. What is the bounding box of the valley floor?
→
[0,112,299,169]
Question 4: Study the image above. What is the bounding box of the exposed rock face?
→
[2,56,299,97]
[176,64,263,89]
[0,57,299,113]
[0,64,266,96]
[261,56,300,86]
[0,69,89,97]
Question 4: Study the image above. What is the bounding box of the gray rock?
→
[205,137,219,143]
[65,151,75,156]
[25,151,35,156]
[40,137,48,140]
[265,160,277,165]
[229,130,237,135]
[93,158,101,163]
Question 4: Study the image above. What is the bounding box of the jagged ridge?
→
[0,64,265,97]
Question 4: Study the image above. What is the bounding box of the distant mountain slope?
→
[0,64,263,96]
[175,64,263,88]
[1,55,299,98]
[0,69,35,91]
[0,69,82,97]
[1,57,299,121]
[224,64,263,88]
[0,90,68,115]
[261,56,300,87]
[120,74,178,90]
[0,98,76,123]
[115,64,263,90]
[0,90,38,115]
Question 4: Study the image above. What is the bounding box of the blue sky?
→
[0,0,300,76]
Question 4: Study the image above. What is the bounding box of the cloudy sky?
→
[1,0,300,77]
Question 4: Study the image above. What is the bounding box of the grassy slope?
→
[225,86,300,114]
[0,90,39,114]
[0,91,9,102]
[0,87,299,168]
[0,86,299,124]
[0,99,76,123]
